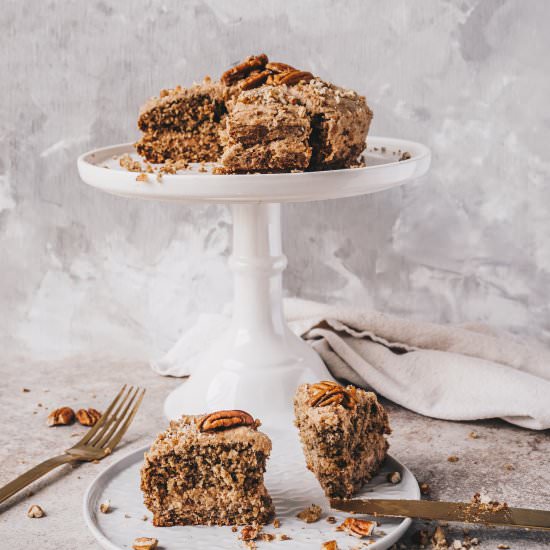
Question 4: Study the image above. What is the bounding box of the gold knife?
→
[330,499,550,531]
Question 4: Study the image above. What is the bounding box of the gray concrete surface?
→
[1,360,549,549]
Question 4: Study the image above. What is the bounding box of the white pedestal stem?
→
[163,202,331,428]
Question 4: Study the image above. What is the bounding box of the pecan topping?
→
[197,410,256,433]
[336,517,375,538]
[76,408,102,427]
[240,70,272,90]
[275,70,314,86]
[221,54,269,85]
[265,62,296,73]
[308,381,357,409]
[47,407,75,427]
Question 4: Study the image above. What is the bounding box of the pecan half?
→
[197,410,256,433]
[275,70,314,86]
[308,381,357,409]
[336,517,375,538]
[265,62,296,73]
[241,70,272,90]
[221,54,269,85]
[47,407,75,427]
[76,408,102,427]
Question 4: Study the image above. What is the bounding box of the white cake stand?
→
[77,137,430,428]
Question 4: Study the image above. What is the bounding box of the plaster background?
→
[1,0,549,363]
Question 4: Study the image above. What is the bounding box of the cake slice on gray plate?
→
[294,381,391,498]
[140,409,274,526]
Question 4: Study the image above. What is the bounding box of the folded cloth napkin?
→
[153,298,550,430]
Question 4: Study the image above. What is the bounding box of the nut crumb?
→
[321,541,338,550]
[47,407,75,426]
[447,455,459,462]
[132,537,158,550]
[276,533,291,541]
[27,504,45,518]
[297,503,322,523]
[76,408,102,427]
[99,500,111,514]
[387,471,401,484]
[336,517,375,538]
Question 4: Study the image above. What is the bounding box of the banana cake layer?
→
[140,412,274,526]
[294,381,391,499]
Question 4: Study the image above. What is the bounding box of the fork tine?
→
[102,389,146,453]
[88,386,136,447]
[93,387,140,448]
[77,385,127,447]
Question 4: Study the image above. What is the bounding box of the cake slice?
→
[289,79,373,170]
[140,410,274,526]
[220,85,312,173]
[136,79,226,164]
[294,381,390,498]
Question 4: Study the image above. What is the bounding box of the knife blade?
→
[330,499,550,531]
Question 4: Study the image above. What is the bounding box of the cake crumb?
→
[321,541,338,550]
[276,533,291,541]
[259,533,275,541]
[22,388,31,392]
[297,503,322,523]
[497,546,510,549]
[27,504,45,518]
[119,154,143,172]
[136,173,148,182]
[231,526,238,532]
[239,525,260,541]
[447,455,459,462]
[326,516,337,524]
[273,518,281,528]
[503,463,515,471]
[431,525,448,549]
[387,471,401,484]
[398,151,412,161]
[468,431,479,439]
[99,500,111,514]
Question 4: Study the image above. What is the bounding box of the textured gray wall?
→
[2,0,549,362]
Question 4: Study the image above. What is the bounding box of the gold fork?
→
[0,385,145,505]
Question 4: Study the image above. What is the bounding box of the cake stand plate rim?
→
[77,136,431,204]
[83,441,419,550]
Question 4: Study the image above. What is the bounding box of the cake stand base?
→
[163,203,332,428]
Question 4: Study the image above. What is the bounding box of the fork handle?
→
[0,454,74,505]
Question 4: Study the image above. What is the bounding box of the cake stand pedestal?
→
[77,137,430,428]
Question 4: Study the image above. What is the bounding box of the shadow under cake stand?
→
[77,137,430,429]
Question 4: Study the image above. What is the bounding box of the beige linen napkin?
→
[153,298,550,430]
